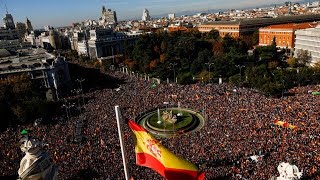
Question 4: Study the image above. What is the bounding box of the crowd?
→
[0,70,319,180]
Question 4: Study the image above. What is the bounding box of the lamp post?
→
[72,88,82,114]
[111,46,115,65]
[205,62,214,83]
[76,78,85,105]
[62,100,75,121]
[62,100,69,121]
[170,62,177,83]
[235,65,245,84]
[282,79,285,98]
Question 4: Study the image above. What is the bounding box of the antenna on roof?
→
[5,3,8,14]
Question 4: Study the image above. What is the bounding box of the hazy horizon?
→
[1,0,303,29]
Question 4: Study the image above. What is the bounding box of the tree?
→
[191,49,212,74]
[296,49,311,66]
[222,34,236,53]
[287,56,298,68]
[178,72,193,85]
[206,29,220,40]
[252,30,259,46]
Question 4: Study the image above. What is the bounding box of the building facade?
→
[26,17,33,33]
[15,22,27,41]
[168,13,175,20]
[3,13,15,29]
[0,49,71,99]
[259,22,317,49]
[142,9,151,21]
[198,14,320,38]
[87,28,138,59]
[294,25,320,65]
[99,6,117,26]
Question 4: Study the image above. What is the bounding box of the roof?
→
[260,22,317,30]
[167,26,188,32]
[0,49,11,57]
[201,14,320,27]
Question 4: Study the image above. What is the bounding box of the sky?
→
[0,0,302,29]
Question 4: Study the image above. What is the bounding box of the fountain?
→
[136,107,205,138]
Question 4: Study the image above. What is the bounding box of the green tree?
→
[296,49,311,66]
[206,29,220,40]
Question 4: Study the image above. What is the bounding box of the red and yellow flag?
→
[274,120,297,130]
[128,120,204,180]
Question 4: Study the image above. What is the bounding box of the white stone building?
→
[168,13,175,20]
[99,6,117,26]
[142,8,151,21]
[294,25,320,65]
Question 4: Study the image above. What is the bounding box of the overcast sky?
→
[0,0,301,29]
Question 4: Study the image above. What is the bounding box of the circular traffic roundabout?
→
[135,107,205,138]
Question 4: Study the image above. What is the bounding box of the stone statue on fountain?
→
[161,110,177,123]
[18,133,58,180]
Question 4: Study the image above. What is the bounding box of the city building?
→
[99,6,117,26]
[3,13,15,29]
[26,17,33,34]
[0,27,19,40]
[166,25,188,32]
[70,31,89,55]
[44,25,51,31]
[142,8,151,21]
[0,48,71,99]
[0,12,22,51]
[0,39,20,51]
[294,24,320,65]
[15,22,27,41]
[168,13,175,20]
[25,31,37,46]
[87,28,138,59]
[198,14,320,38]
[259,22,317,49]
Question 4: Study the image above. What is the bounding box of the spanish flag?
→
[128,120,204,180]
[274,120,297,130]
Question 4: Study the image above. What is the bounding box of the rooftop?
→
[260,22,318,30]
[201,14,320,26]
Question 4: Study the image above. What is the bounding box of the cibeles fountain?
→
[136,104,205,138]
[18,133,58,180]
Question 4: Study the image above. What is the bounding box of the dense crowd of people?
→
[0,70,319,179]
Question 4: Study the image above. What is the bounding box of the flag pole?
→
[115,105,130,180]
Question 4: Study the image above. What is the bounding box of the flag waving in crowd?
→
[128,120,204,180]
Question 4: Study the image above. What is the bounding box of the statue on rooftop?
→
[18,131,58,180]
[275,159,303,180]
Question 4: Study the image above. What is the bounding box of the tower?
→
[3,13,15,29]
[102,5,106,14]
[15,22,27,41]
[142,8,151,21]
[99,6,117,26]
[26,17,33,34]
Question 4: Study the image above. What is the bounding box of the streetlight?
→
[235,65,245,84]
[62,100,69,121]
[62,99,75,121]
[76,78,85,105]
[72,88,82,114]
[282,79,285,98]
[170,62,177,83]
[205,62,214,83]
[111,46,115,65]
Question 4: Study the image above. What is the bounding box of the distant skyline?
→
[0,0,304,29]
